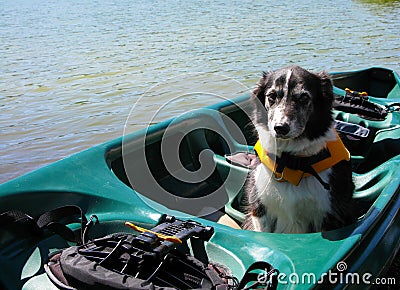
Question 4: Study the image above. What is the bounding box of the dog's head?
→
[252,65,334,140]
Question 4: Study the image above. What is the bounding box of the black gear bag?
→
[1,206,278,290]
[333,88,388,120]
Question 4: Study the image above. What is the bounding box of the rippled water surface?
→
[1,0,399,182]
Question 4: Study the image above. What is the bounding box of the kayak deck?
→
[1,67,400,289]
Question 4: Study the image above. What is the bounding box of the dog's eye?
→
[267,91,278,102]
[296,92,311,104]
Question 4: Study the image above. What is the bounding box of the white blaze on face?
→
[284,69,292,92]
[268,69,292,136]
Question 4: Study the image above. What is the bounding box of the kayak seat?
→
[352,128,400,173]
[109,108,250,217]
[332,67,397,98]
[112,129,228,197]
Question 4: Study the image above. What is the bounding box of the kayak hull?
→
[1,67,400,289]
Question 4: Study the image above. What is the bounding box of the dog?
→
[243,65,356,233]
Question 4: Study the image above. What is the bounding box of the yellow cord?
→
[125,221,182,244]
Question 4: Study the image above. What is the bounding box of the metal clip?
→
[274,171,285,181]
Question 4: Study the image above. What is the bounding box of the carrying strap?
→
[334,120,370,139]
[0,205,89,246]
[386,102,400,113]
[225,152,258,169]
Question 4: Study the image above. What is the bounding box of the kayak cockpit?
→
[107,90,400,230]
[331,67,400,99]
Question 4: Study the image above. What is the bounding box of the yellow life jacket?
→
[254,131,350,189]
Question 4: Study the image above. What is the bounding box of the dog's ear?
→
[318,71,334,104]
[252,71,270,106]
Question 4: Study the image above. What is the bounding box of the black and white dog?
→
[243,66,356,233]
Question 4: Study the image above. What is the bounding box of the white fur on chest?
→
[253,164,332,233]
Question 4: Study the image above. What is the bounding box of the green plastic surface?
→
[1,67,400,289]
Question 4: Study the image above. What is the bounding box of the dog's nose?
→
[274,123,290,136]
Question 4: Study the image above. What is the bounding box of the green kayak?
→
[1,67,399,289]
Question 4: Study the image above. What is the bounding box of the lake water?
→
[1,0,399,183]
